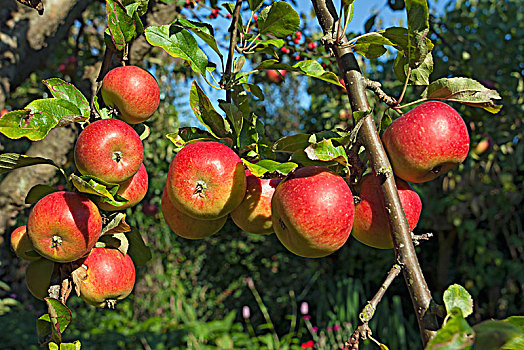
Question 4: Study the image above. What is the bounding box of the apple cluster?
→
[161,101,470,257]
[10,65,160,307]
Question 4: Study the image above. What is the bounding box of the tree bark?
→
[310,0,438,345]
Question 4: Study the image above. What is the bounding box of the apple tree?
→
[0,0,522,349]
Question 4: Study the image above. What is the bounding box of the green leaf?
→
[0,153,64,175]
[37,314,53,344]
[239,113,261,152]
[145,25,209,75]
[70,174,120,202]
[43,298,72,343]
[49,340,82,350]
[342,0,355,29]
[502,317,524,349]
[122,0,148,15]
[25,185,58,204]
[101,213,131,235]
[272,134,311,153]
[354,33,391,59]
[443,284,473,318]
[126,227,152,266]
[0,99,82,140]
[405,0,429,35]
[43,78,90,117]
[394,51,433,86]
[255,59,344,87]
[189,80,232,138]
[258,1,300,38]
[248,0,264,12]
[243,83,264,101]
[166,127,216,151]
[99,232,130,255]
[242,159,297,177]
[218,101,243,141]
[421,77,502,113]
[304,139,348,166]
[106,0,140,51]
[425,308,474,350]
[472,320,521,350]
[171,18,223,60]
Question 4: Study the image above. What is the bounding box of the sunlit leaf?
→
[258,1,300,38]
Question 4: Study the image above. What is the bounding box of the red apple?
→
[97,163,148,211]
[25,258,56,300]
[382,101,470,183]
[0,109,8,117]
[474,135,493,155]
[161,187,226,239]
[267,70,287,84]
[27,191,102,263]
[352,174,422,249]
[74,118,144,183]
[78,247,135,308]
[10,225,41,261]
[271,166,355,258]
[101,66,160,124]
[166,141,246,220]
[231,171,281,234]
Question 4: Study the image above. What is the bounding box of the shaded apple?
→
[267,69,286,84]
[25,258,55,300]
[27,191,102,263]
[271,166,354,258]
[10,225,41,261]
[97,163,148,211]
[352,173,422,249]
[101,65,160,124]
[166,141,246,220]
[78,247,135,308]
[74,118,144,183]
[161,187,226,239]
[382,101,470,183]
[231,171,281,234]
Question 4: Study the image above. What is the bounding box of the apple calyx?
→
[194,180,208,197]
[112,151,123,163]
[51,235,63,248]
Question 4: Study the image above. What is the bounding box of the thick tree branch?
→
[222,0,243,103]
[311,0,437,345]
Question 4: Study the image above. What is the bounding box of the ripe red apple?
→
[97,163,148,211]
[78,247,135,308]
[231,171,281,234]
[11,225,41,261]
[267,70,287,84]
[1,109,8,117]
[352,174,422,249]
[382,101,470,183]
[166,141,246,220]
[74,118,144,183]
[25,258,56,300]
[161,187,226,239]
[271,166,355,258]
[27,191,102,263]
[101,66,160,124]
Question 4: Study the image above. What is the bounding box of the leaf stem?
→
[397,67,411,104]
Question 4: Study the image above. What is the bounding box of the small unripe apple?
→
[25,258,56,300]
[271,166,355,258]
[161,187,226,239]
[74,118,144,183]
[166,141,246,220]
[474,135,493,155]
[97,163,148,211]
[267,70,287,84]
[352,174,422,249]
[27,191,102,263]
[382,101,470,183]
[78,247,135,308]
[231,171,281,234]
[101,66,160,124]
[10,225,41,261]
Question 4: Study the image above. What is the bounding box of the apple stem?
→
[311,0,438,345]
[51,235,63,247]
[222,0,243,103]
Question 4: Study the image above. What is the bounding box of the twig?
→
[345,265,401,350]
[311,0,437,345]
[412,232,434,246]
[362,78,398,107]
[222,0,243,103]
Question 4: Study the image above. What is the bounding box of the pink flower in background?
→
[242,306,250,319]
[300,301,309,315]
[303,315,311,321]
[311,326,318,332]
[333,324,341,331]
